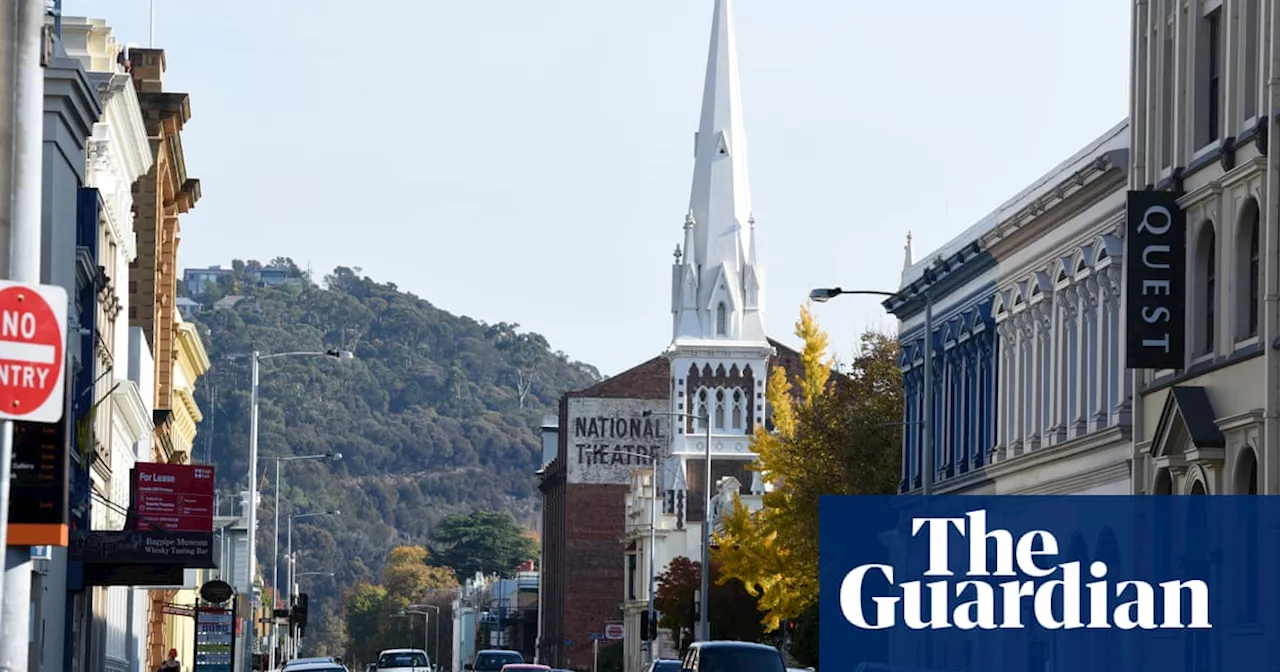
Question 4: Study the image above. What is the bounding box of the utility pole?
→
[0,3,46,669]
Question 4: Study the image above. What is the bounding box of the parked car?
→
[377,649,432,672]
[465,650,524,672]
[680,642,786,672]
[499,665,549,672]
[645,659,681,672]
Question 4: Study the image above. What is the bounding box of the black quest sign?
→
[1125,190,1186,370]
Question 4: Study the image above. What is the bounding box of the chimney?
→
[128,48,166,93]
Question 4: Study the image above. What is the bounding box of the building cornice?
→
[111,380,154,444]
[176,320,211,377]
[45,57,105,181]
[663,342,775,360]
[980,153,1127,259]
[985,425,1130,482]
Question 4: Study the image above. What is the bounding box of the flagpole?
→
[149,0,154,46]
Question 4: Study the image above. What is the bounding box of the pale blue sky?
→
[64,1,1129,375]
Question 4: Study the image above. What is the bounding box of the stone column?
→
[993,324,1008,462]
[1074,281,1094,437]
[1056,285,1079,444]
[1093,273,1111,429]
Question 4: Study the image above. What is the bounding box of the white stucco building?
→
[985,122,1134,495]
[1127,0,1270,495]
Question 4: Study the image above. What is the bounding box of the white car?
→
[376,648,432,672]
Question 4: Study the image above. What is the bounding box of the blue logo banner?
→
[819,496,1279,672]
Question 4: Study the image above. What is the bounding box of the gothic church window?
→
[716,303,727,336]
[714,389,726,429]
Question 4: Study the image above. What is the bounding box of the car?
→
[465,650,524,672]
[377,648,432,672]
[282,662,349,672]
[499,666,549,672]
[644,660,681,672]
[284,658,337,670]
[679,641,786,672]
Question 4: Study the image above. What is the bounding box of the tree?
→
[382,546,459,603]
[429,510,537,579]
[653,556,766,653]
[714,304,902,630]
[344,583,387,664]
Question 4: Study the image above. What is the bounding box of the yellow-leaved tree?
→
[714,303,902,631]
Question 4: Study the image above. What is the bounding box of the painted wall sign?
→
[133,462,215,532]
[1125,190,1186,370]
[566,397,669,485]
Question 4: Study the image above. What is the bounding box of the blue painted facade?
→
[885,242,999,493]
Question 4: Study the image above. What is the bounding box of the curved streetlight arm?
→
[808,287,896,303]
[259,349,354,361]
[261,452,343,463]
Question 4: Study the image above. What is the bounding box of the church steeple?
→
[671,0,765,345]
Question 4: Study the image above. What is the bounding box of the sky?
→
[63,0,1130,376]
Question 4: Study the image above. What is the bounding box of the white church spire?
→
[671,0,765,344]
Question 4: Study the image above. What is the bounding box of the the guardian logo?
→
[839,510,1210,631]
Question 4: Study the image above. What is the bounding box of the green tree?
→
[714,304,902,630]
[343,583,387,664]
[429,510,537,579]
[652,556,765,653]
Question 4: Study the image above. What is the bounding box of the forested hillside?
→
[188,259,600,648]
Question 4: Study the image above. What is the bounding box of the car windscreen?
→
[697,648,784,672]
[475,653,522,669]
[379,653,429,668]
[652,662,681,672]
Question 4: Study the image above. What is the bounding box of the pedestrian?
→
[159,648,181,672]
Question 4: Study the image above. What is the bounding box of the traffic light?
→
[640,611,657,641]
[292,593,310,637]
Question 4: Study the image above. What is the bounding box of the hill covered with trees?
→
[188,259,600,650]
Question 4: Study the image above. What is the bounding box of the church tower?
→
[666,0,774,527]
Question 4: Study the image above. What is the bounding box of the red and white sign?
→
[0,281,68,424]
[604,622,624,641]
[133,463,215,532]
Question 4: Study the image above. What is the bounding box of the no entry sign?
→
[0,281,68,424]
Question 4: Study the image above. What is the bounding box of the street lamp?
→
[263,453,341,670]
[642,409,711,641]
[809,285,934,495]
[244,348,353,672]
[285,509,339,660]
[607,446,664,662]
[406,603,442,668]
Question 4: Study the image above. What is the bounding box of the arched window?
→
[731,389,744,430]
[714,389,726,429]
[1237,200,1262,340]
[1196,223,1217,354]
[715,303,727,336]
[1249,222,1260,336]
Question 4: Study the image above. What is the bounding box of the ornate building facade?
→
[886,122,1134,496]
[985,122,1132,495]
[1127,0,1269,496]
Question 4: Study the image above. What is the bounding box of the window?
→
[1161,20,1175,167]
[714,389,725,429]
[1242,0,1260,120]
[1198,8,1223,147]
[1203,227,1216,353]
[696,389,709,430]
[731,389,743,430]
[1249,222,1260,337]
[715,303,727,336]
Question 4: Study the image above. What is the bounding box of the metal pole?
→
[646,447,659,661]
[246,351,261,672]
[922,291,934,495]
[433,608,440,670]
[270,460,280,672]
[286,517,293,662]
[0,2,45,666]
[699,416,710,641]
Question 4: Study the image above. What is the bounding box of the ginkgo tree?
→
[713,303,902,631]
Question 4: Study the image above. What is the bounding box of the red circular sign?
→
[0,286,64,416]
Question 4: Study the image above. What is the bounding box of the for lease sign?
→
[132,463,215,532]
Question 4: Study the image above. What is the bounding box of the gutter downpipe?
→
[1264,0,1280,495]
